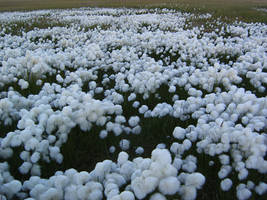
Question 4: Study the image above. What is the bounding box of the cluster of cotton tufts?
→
[21,170,103,200]
[236,184,252,200]
[0,92,31,126]
[0,180,22,199]
[0,162,14,185]
[176,172,206,200]
[18,79,29,90]
[255,182,267,195]
[0,83,127,173]
[110,191,135,200]
[151,103,173,117]
[0,149,204,199]
[170,140,192,156]
[131,149,178,199]
[130,148,203,199]
[0,6,267,200]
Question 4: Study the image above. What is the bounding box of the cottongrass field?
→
[0,7,267,200]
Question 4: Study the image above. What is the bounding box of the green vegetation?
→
[0,0,267,23]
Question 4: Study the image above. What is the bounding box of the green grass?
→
[0,0,267,23]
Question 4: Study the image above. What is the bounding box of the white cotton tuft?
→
[156,143,166,149]
[149,193,167,200]
[31,164,41,176]
[30,152,40,163]
[39,188,62,200]
[219,154,230,165]
[236,188,251,200]
[29,183,47,198]
[135,147,144,155]
[120,161,136,181]
[128,116,140,127]
[170,142,179,154]
[20,151,30,161]
[112,124,123,136]
[18,79,29,89]
[19,162,32,174]
[2,180,22,198]
[181,186,197,200]
[115,116,126,124]
[23,176,41,190]
[88,188,103,200]
[77,184,102,200]
[151,148,172,164]
[139,105,149,114]
[25,138,39,151]
[131,176,158,199]
[132,125,141,135]
[109,146,116,153]
[48,135,56,144]
[119,139,130,150]
[218,165,231,179]
[182,161,197,173]
[158,177,180,195]
[144,110,152,118]
[246,181,254,190]
[56,74,64,83]
[111,191,135,200]
[255,182,267,195]
[169,85,176,93]
[173,158,183,170]
[54,175,69,189]
[128,93,136,101]
[238,168,248,180]
[220,178,232,191]
[95,87,103,94]
[132,101,140,108]
[209,161,214,166]
[64,185,78,200]
[89,81,97,90]
[173,127,186,140]
[185,172,205,189]
[73,171,90,185]
[183,139,192,150]
[99,130,108,139]
[36,79,42,86]
[118,151,129,165]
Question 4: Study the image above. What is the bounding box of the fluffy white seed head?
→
[149,193,167,200]
[220,178,232,191]
[151,149,172,165]
[181,185,197,200]
[158,177,180,195]
[236,188,251,200]
[109,146,116,153]
[117,151,129,165]
[119,139,130,151]
[135,147,144,155]
[185,173,205,189]
[128,116,140,127]
[173,127,186,140]
[255,182,267,195]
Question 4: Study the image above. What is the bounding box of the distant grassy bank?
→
[0,0,267,23]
